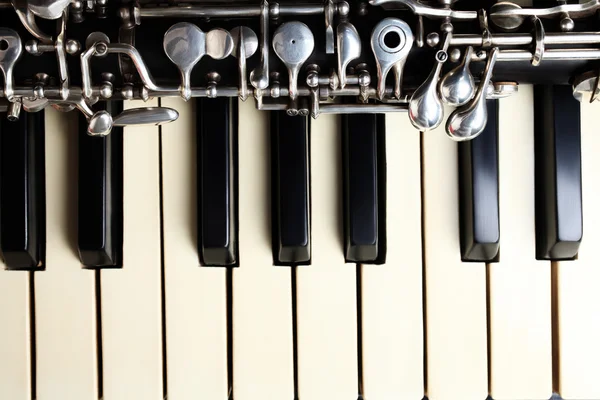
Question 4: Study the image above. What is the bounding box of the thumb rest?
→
[1,0,600,140]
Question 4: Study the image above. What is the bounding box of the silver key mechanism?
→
[206,28,234,60]
[337,22,361,89]
[88,107,180,137]
[164,22,234,101]
[273,21,315,101]
[11,0,52,43]
[370,18,413,100]
[439,46,475,107]
[164,22,206,101]
[27,0,70,19]
[231,26,258,101]
[0,28,23,102]
[446,47,500,141]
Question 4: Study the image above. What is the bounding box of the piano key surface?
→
[1,89,600,400]
[0,111,46,269]
[555,97,600,400]
[489,85,552,400]
[342,113,383,263]
[197,97,238,266]
[296,113,358,400]
[458,100,500,262]
[0,261,32,400]
[100,99,164,400]
[534,85,583,261]
[271,111,311,265]
[360,112,424,400]
[233,100,294,400]
[423,106,488,400]
[77,101,123,268]
[161,97,229,400]
[35,108,98,400]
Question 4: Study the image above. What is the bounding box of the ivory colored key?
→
[161,97,228,400]
[35,109,98,400]
[361,112,424,400]
[423,107,487,400]
[555,99,600,400]
[296,114,358,400]
[233,100,294,400]
[101,99,163,400]
[488,85,552,400]
[0,265,32,400]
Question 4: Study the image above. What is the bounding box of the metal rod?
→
[319,103,407,113]
[139,5,260,18]
[258,102,407,113]
[139,3,336,18]
[451,32,600,47]
[490,48,600,61]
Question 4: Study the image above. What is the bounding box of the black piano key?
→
[197,97,238,266]
[0,111,46,270]
[534,85,582,260]
[342,113,386,264]
[458,99,500,262]
[78,101,123,267]
[271,111,311,265]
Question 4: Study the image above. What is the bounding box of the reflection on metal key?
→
[27,0,70,19]
[0,28,23,102]
[163,22,206,101]
[337,22,361,89]
[206,28,234,60]
[231,26,258,101]
[370,18,413,100]
[273,21,315,101]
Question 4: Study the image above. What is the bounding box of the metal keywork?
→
[337,22,361,89]
[87,107,180,137]
[446,47,500,141]
[206,28,234,60]
[490,1,524,31]
[490,0,600,30]
[11,0,52,43]
[0,28,23,102]
[370,18,413,100]
[272,21,315,101]
[369,0,477,20]
[572,70,600,103]
[440,45,475,107]
[231,26,258,101]
[408,26,453,132]
[163,22,206,101]
[250,0,270,91]
[27,0,70,19]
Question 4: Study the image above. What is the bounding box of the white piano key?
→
[488,85,552,400]
[361,113,424,400]
[0,264,31,400]
[423,108,488,400]
[160,97,228,400]
[101,99,163,400]
[556,99,600,400]
[35,109,98,400]
[233,100,294,400]
[296,114,358,400]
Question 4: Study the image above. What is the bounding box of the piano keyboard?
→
[0,85,598,400]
